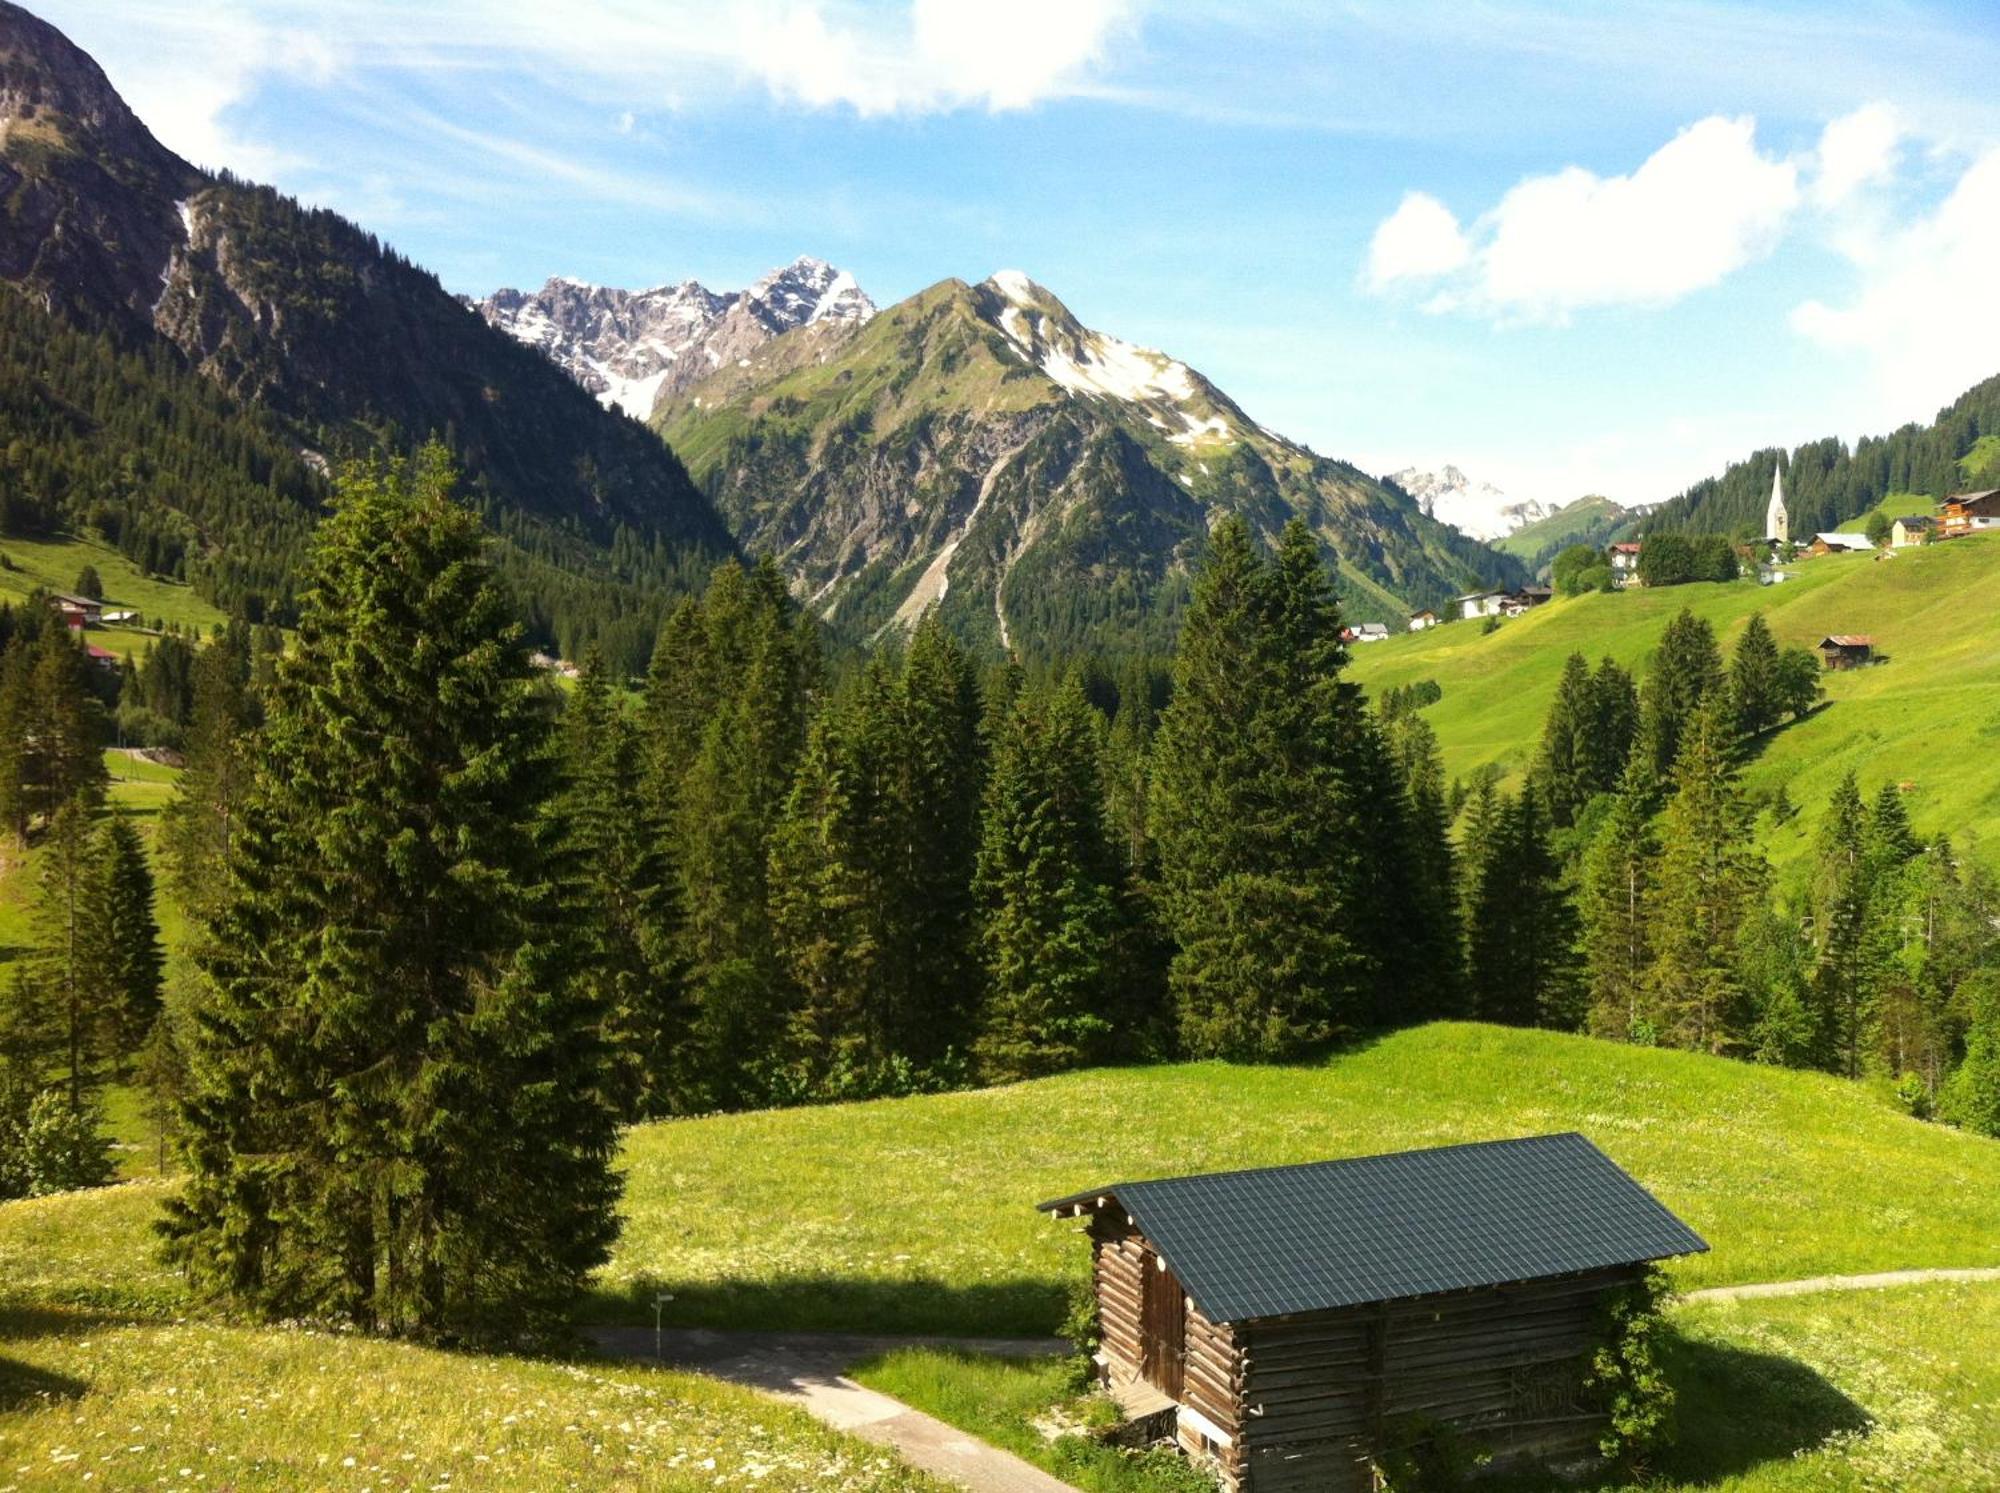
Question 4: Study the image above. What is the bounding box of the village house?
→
[1407,610,1438,632]
[1503,584,1552,616]
[1890,515,1934,548]
[47,592,102,628]
[1807,532,1873,557]
[1818,634,1875,670]
[1940,489,2000,538]
[1608,541,1642,582]
[1343,622,1390,645]
[1043,1135,1706,1492]
[1456,590,1506,621]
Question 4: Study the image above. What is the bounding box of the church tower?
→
[1766,462,1789,544]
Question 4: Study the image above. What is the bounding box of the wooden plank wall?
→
[1089,1215,1148,1388]
[1234,1265,1641,1493]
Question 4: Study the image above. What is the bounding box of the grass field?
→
[1347,534,2000,875]
[853,1278,2000,1492]
[0,530,227,658]
[594,1024,2000,1335]
[0,1191,944,1491]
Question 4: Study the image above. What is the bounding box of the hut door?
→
[1140,1250,1186,1400]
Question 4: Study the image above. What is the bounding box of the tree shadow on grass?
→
[1647,1329,1871,1486]
[581,1274,1068,1339]
[0,1355,87,1413]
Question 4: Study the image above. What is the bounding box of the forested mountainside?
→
[0,2,731,665]
[655,272,1519,659]
[1644,372,2000,539]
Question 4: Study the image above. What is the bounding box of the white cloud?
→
[1811,102,1902,207]
[1368,115,1800,322]
[1365,191,1469,290]
[1792,146,2000,420]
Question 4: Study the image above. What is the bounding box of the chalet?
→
[1346,623,1390,645]
[1456,590,1507,621]
[83,643,120,671]
[47,592,102,628]
[1940,489,2000,537]
[1890,515,1934,548]
[1807,532,1872,557]
[1608,541,1642,572]
[100,608,140,626]
[1502,585,1552,616]
[1407,610,1438,632]
[1043,1134,1707,1491]
[1818,634,1876,670]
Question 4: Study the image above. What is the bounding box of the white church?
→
[1766,462,1788,545]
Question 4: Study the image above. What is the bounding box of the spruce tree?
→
[29,798,99,1107]
[558,648,681,1119]
[1646,701,1765,1054]
[1466,790,1580,1028]
[1532,653,1593,827]
[1383,707,1465,1020]
[1809,772,1873,1076]
[1582,658,1640,795]
[163,448,620,1342]
[1152,518,1358,1058]
[1579,760,1659,1041]
[974,677,1120,1080]
[159,634,255,922]
[886,614,984,1063]
[85,814,163,1073]
[1639,608,1724,777]
[1727,614,1782,737]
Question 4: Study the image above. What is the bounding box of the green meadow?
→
[0,530,228,658]
[1348,534,2000,874]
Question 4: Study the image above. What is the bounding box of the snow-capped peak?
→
[989,268,1038,304]
[473,257,876,419]
[1390,463,1555,542]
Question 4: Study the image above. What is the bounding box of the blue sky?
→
[39,0,2000,505]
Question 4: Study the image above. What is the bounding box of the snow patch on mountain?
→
[1389,464,1555,541]
[474,256,874,419]
[984,270,1212,423]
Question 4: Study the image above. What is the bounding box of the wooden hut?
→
[1040,1134,1706,1491]
[1818,634,1875,670]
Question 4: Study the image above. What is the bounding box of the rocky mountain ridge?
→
[471,258,874,420]
[1388,464,1557,542]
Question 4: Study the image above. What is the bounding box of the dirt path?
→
[591,1326,1072,1493]
[1683,1266,2000,1303]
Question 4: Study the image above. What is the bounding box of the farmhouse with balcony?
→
[1941,489,2000,537]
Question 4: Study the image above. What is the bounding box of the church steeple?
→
[1766,461,1789,544]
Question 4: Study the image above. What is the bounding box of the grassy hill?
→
[5,1024,1996,1488]
[1490,495,1633,573]
[0,530,228,658]
[1347,534,2000,875]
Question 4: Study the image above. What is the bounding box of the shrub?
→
[21,1090,116,1196]
[1586,1267,1675,1470]
[1058,1271,1102,1393]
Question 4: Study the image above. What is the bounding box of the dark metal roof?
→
[1038,1133,1707,1324]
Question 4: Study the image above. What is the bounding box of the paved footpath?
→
[1683,1266,2000,1303]
[591,1327,1073,1493]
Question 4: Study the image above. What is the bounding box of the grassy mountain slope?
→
[656,275,1515,656]
[1491,494,1634,572]
[1349,535,2000,874]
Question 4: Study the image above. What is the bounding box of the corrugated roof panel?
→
[1039,1133,1707,1324]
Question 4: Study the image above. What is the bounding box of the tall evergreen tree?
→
[1639,608,1724,777]
[163,448,620,1342]
[159,634,255,922]
[1727,614,1783,737]
[1809,772,1874,1077]
[974,676,1120,1080]
[1582,658,1641,795]
[1383,707,1465,1020]
[1579,759,1660,1041]
[0,627,107,837]
[1646,702,1765,1054]
[84,814,163,1073]
[558,648,681,1119]
[1532,653,1594,827]
[1153,518,1358,1059]
[1466,790,1580,1028]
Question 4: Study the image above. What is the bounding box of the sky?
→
[35,0,2000,506]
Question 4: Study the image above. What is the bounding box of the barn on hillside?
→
[1040,1133,1707,1492]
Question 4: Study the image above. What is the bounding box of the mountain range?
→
[0,1,1517,665]
[471,260,875,421]
[652,269,1515,654]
